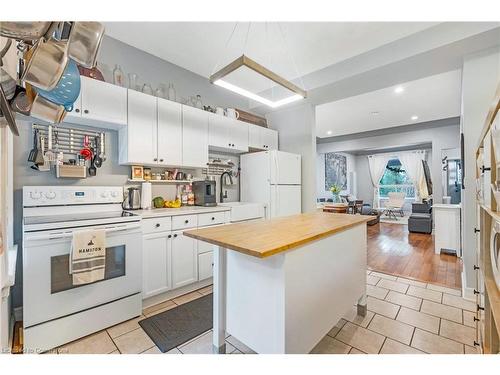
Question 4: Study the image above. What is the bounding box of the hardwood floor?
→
[367,222,463,289]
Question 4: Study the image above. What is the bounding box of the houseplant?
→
[329,184,343,203]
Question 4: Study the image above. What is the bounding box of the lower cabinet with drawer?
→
[141,211,228,300]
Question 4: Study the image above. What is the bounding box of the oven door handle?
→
[26,223,141,241]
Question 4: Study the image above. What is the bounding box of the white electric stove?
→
[22,186,142,353]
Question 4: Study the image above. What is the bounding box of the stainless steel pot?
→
[30,94,66,123]
[22,38,68,91]
[67,22,105,68]
[0,22,53,41]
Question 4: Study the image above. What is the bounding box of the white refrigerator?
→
[240,150,301,218]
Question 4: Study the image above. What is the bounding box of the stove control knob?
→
[45,191,56,200]
[100,191,109,198]
[30,191,41,200]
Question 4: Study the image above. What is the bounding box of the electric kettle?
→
[122,187,141,210]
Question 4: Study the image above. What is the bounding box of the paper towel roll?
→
[141,182,152,209]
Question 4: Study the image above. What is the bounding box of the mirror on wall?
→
[441,147,462,204]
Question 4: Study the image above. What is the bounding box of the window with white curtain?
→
[379,158,415,198]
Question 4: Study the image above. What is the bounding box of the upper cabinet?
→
[182,105,209,168]
[248,124,278,151]
[158,98,183,166]
[64,76,127,129]
[119,92,184,167]
[208,113,249,153]
[64,78,279,168]
[120,90,157,165]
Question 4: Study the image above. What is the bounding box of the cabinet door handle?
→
[83,109,89,114]
[211,217,215,220]
[75,109,80,113]
[474,317,480,322]
[173,234,178,238]
[474,265,480,270]
[481,166,491,173]
[184,220,189,224]
[477,304,484,311]
[153,158,158,162]
[474,228,480,233]
[167,234,172,238]
[155,223,160,228]
[159,159,164,162]
[474,341,480,347]
[474,289,480,295]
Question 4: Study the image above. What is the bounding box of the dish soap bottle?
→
[113,64,125,87]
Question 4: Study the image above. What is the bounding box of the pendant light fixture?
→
[209,23,307,108]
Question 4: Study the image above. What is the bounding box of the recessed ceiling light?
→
[327,130,333,135]
[411,115,419,121]
[394,86,404,94]
[371,111,380,116]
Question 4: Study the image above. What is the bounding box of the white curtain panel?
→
[367,154,390,208]
[398,150,426,201]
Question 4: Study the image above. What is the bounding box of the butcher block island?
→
[184,212,371,354]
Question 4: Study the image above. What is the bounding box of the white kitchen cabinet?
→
[142,232,172,298]
[64,76,127,128]
[171,231,198,289]
[119,90,157,165]
[198,251,213,281]
[157,98,182,166]
[182,105,209,168]
[248,124,278,150]
[208,114,249,153]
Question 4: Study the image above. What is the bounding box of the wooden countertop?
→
[184,211,371,258]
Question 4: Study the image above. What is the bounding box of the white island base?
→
[212,224,367,354]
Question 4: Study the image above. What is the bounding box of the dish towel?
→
[69,229,106,285]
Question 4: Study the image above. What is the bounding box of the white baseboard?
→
[462,271,475,301]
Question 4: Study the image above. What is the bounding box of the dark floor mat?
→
[139,293,212,353]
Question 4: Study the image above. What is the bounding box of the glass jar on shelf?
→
[142,83,153,95]
[168,83,176,101]
[195,94,203,109]
[128,73,138,90]
[113,64,125,87]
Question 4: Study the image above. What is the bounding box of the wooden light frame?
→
[210,55,307,107]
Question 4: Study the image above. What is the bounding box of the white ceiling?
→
[103,22,436,93]
[315,70,462,138]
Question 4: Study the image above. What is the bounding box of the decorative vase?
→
[332,193,342,204]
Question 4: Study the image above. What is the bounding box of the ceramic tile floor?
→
[53,272,480,354]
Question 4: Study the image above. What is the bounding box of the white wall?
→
[317,123,460,206]
[316,152,357,200]
[461,47,500,293]
[267,104,317,213]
